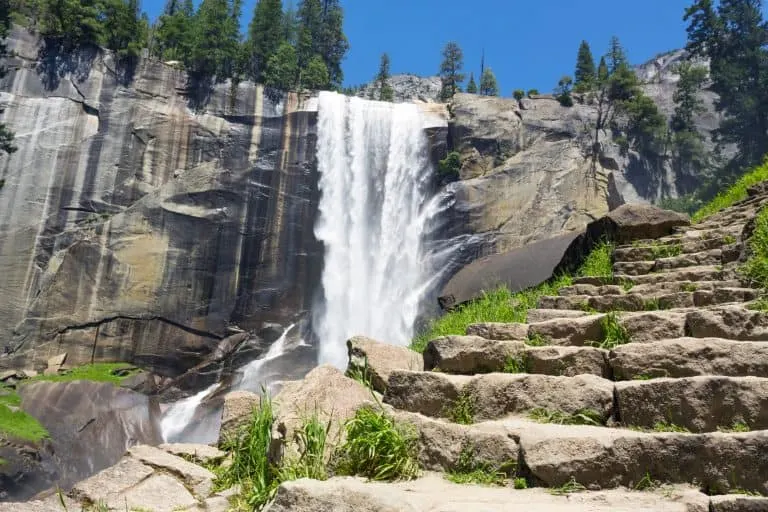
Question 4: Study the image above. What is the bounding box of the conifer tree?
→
[376,53,394,102]
[282,1,299,45]
[264,41,298,90]
[302,54,329,90]
[597,56,608,83]
[574,40,596,92]
[607,36,627,75]
[154,0,194,61]
[39,0,103,49]
[671,61,709,173]
[188,0,242,79]
[439,42,465,100]
[466,73,477,94]
[513,89,524,100]
[102,0,146,59]
[479,67,499,96]
[296,0,347,89]
[555,75,574,106]
[246,0,284,82]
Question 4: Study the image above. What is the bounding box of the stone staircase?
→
[379,192,768,507]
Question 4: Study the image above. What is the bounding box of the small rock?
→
[159,443,226,465]
[46,353,66,369]
[219,390,261,444]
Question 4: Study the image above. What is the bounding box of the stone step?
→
[383,371,614,423]
[619,265,725,285]
[558,280,745,297]
[527,306,768,346]
[265,472,714,512]
[609,338,768,380]
[614,238,740,262]
[613,249,724,275]
[423,335,609,378]
[615,376,768,433]
[525,308,591,323]
[538,291,710,313]
[502,417,768,495]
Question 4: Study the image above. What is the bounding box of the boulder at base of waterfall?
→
[272,365,375,454]
[18,380,162,491]
[218,390,261,444]
[346,336,423,393]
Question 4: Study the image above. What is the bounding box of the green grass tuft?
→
[634,471,661,491]
[525,333,548,347]
[0,403,49,442]
[513,477,528,489]
[334,407,420,481]
[31,363,139,385]
[445,443,512,487]
[651,421,691,433]
[503,354,528,374]
[410,275,573,353]
[649,243,683,259]
[548,477,587,495]
[577,240,615,278]
[718,421,750,433]
[742,207,768,288]
[692,158,768,222]
[445,390,475,425]
[587,312,630,350]
[528,408,603,426]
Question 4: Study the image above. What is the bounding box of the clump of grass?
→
[620,279,635,292]
[692,158,768,222]
[528,408,603,426]
[446,390,475,425]
[503,354,528,374]
[410,275,573,352]
[634,471,661,491]
[0,403,49,442]
[632,374,655,381]
[278,416,332,482]
[445,443,512,486]
[577,240,615,278]
[548,476,587,495]
[748,297,768,311]
[643,298,661,311]
[334,406,420,481]
[525,333,547,347]
[216,395,280,509]
[649,243,683,260]
[742,207,768,288]
[681,282,698,292]
[346,356,374,391]
[32,363,139,385]
[723,234,737,245]
[651,421,691,433]
[718,421,750,433]
[513,477,528,489]
[588,312,630,350]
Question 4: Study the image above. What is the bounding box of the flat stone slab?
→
[159,443,226,464]
[128,444,215,498]
[265,474,709,512]
[70,456,154,502]
[119,473,197,512]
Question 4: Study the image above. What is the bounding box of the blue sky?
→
[143,1,768,94]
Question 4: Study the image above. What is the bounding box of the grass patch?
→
[632,374,655,381]
[0,403,49,442]
[346,357,374,391]
[445,390,475,425]
[31,363,139,385]
[643,298,661,311]
[525,333,548,347]
[503,354,528,374]
[723,234,737,245]
[649,243,683,259]
[742,207,768,288]
[634,471,661,491]
[445,443,513,486]
[410,275,573,352]
[528,408,603,426]
[651,422,691,433]
[748,297,768,311]
[513,477,528,489]
[692,158,768,222]
[718,421,750,433]
[620,279,635,292]
[549,476,587,495]
[681,282,698,292]
[577,240,615,278]
[334,406,420,481]
[587,312,630,350]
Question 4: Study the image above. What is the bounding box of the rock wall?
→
[0,28,322,376]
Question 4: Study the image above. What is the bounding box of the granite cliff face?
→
[0,28,323,376]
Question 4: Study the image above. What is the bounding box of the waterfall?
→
[313,91,452,368]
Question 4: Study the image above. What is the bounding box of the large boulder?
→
[346,336,423,393]
[218,390,261,443]
[13,380,161,496]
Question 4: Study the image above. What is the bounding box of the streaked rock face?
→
[0,28,322,376]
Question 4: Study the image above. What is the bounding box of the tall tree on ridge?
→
[574,40,596,92]
[247,0,284,82]
[479,67,499,96]
[154,0,194,61]
[466,72,477,94]
[439,41,465,100]
[376,52,394,102]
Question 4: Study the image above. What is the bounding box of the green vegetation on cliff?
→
[692,158,768,221]
[0,363,139,443]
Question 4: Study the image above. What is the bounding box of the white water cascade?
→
[160,382,220,442]
[313,91,453,368]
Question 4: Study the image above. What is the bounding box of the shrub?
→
[438,151,462,181]
[334,407,420,481]
[527,89,540,97]
[577,240,615,278]
[513,89,525,101]
[445,443,512,486]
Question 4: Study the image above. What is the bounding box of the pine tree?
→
[154,0,194,61]
[302,54,329,90]
[296,0,348,89]
[685,0,768,169]
[671,61,710,174]
[246,0,284,82]
[479,67,498,96]
[439,42,465,100]
[513,89,524,101]
[39,0,104,49]
[376,53,394,102]
[282,1,299,45]
[466,73,477,94]
[102,0,147,60]
[574,40,596,92]
[264,41,298,90]
[606,36,627,75]
[0,0,15,155]
[188,0,242,79]
[597,56,609,83]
